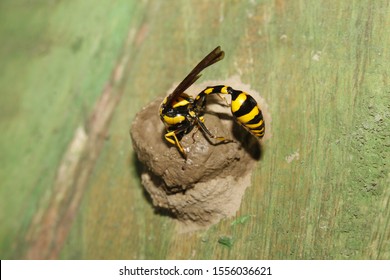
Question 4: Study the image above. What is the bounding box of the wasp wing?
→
[165,46,225,104]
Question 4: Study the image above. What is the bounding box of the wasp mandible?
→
[159,46,265,158]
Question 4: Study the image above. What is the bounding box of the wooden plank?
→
[0,0,144,259]
[1,0,389,260]
[66,0,388,259]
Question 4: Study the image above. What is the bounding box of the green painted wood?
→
[0,0,143,259]
[1,0,389,260]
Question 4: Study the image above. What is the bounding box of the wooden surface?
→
[0,0,389,259]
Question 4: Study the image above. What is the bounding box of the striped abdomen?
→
[229,89,265,138]
[194,85,265,139]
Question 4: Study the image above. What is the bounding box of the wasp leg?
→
[191,125,201,143]
[216,93,230,107]
[164,132,186,158]
[164,130,187,158]
[196,116,235,145]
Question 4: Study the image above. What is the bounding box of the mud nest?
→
[130,78,269,230]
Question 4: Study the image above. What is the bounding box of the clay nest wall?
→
[130,77,270,231]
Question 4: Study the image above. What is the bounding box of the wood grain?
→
[1,0,389,259]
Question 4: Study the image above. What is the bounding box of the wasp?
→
[159,46,265,158]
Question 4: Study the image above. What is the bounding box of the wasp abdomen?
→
[194,85,265,139]
[228,88,265,138]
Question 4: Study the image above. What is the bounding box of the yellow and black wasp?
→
[159,46,265,158]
